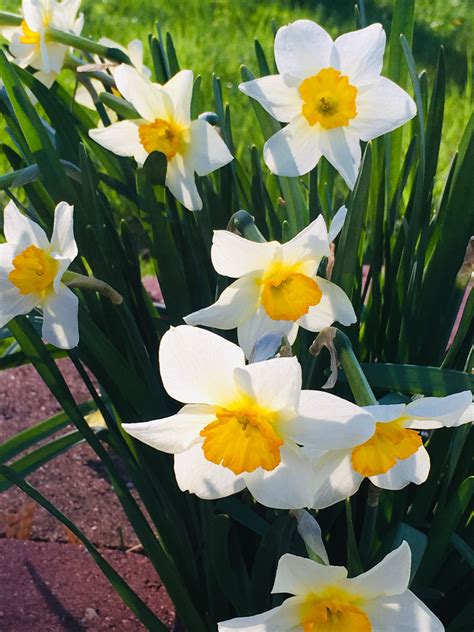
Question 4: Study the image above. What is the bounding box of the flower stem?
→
[345,498,364,576]
[46,27,132,64]
[359,483,382,568]
[62,272,123,305]
[334,329,377,406]
[0,11,21,27]
[227,210,266,243]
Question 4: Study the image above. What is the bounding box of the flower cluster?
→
[1,2,472,631]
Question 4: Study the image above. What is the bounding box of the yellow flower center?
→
[138,118,186,161]
[299,68,358,129]
[351,418,422,477]
[200,403,283,475]
[9,245,58,296]
[19,20,41,45]
[300,588,371,631]
[261,263,322,321]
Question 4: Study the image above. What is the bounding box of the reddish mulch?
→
[0,539,174,631]
[0,354,175,628]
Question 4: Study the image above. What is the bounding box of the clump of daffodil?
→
[88,65,233,211]
[185,210,355,359]
[1,0,84,88]
[0,200,79,348]
[218,542,444,631]
[122,325,375,509]
[308,393,473,509]
[239,20,416,188]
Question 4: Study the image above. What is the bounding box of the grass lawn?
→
[1,0,472,180]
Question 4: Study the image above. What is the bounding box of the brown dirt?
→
[0,354,175,628]
[0,539,174,631]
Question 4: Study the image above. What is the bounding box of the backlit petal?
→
[239,75,302,123]
[369,446,430,490]
[298,277,356,331]
[174,443,246,499]
[184,276,261,330]
[333,24,385,86]
[281,215,330,265]
[237,308,297,360]
[4,200,49,251]
[89,120,146,164]
[264,115,321,177]
[272,552,347,596]
[165,154,202,211]
[189,119,233,176]
[311,449,364,509]
[0,288,37,327]
[317,127,361,189]
[328,205,348,241]
[364,590,444,631]
[159,325,245,406]
[50,202,77,261]
[41,285,79,349]
[211,231,279,278]
[405,391,473,429]
[114,64,172,121]
[274,20,334,80]
[350,77,416,142]
[122,404,217,454]
[164,69,193,125]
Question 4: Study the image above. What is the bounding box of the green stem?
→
[345,498,364,576]
[62,271,123,305]
[0,11,21,26]
[358,483,382,568]
[46,27,131,64]
[334,329,377,406]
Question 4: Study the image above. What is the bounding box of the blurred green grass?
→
[1,0,472,182]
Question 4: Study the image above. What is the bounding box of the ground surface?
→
[0,327,174,630]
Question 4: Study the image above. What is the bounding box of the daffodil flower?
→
[122,325,375,509]
[0,200,79,349]
[307,392,473,509]
[239,20,416,188]
[75,38,151,112]
[1,0,84,88]
[218,542,443,631]
[88,65,233,211]
[185,210,355,359]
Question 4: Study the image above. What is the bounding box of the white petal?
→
[50,202,77,261]
[0,243,15,281]
[4,200,49,251]
[405,391,473,429]
[164,69,193,125]
[333,24,386,86]
[274,20,334,80]
[458,402,474,425]
[281,215,330,265]
[298,276,356,331]
[286,390,376,449]
[317,127,361,189]
[89,120,146,164]
[41,285,79,349]
[350,77,417,142]
[365,590,444,631]
[42,42,66,75]
[364,404,408,423]
[218,597,304,632]
[121,404,216,454]
[33,69,57,88]
[189,119,233,176]
[272,552,347,596]
[245,443,316,509]
[184,276,261,330]
[0,288,37,327]
[51,255,72,294]
[328,205,348,241]
[114,64,172,121]
[345,541,411,601]
[311,449,364,509]
[237,308,297,360]
[291,509,330,565]
[239,75,302,123]
[127,39,145,73]
[233,356,301,413]
[264,115,321,177]
[166,154,202,211]
[211,231,279,278]
[174,443,246,500]
[159,325,245,406]
[22,0,43,31]
[369,446,430,490]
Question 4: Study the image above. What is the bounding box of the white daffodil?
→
[307,392,473,509]
[88,65,233,211]
[0,200,79,349]
[122,325,375,509]
[239,20,416,188]
[218,542,443,631]
[1,0,84,88]
[185,210,355,359]
[75,38,151,112]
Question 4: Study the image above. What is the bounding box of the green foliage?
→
[0,2,472,630]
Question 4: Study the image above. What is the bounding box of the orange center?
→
[300,589,371,631]
[138,118,186,161]
[200,405,283,475]
[9,245,58,296]
[261,266,322,321]
[19,20,41,45]
[352,419,422,477]
[299,68,357,129]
